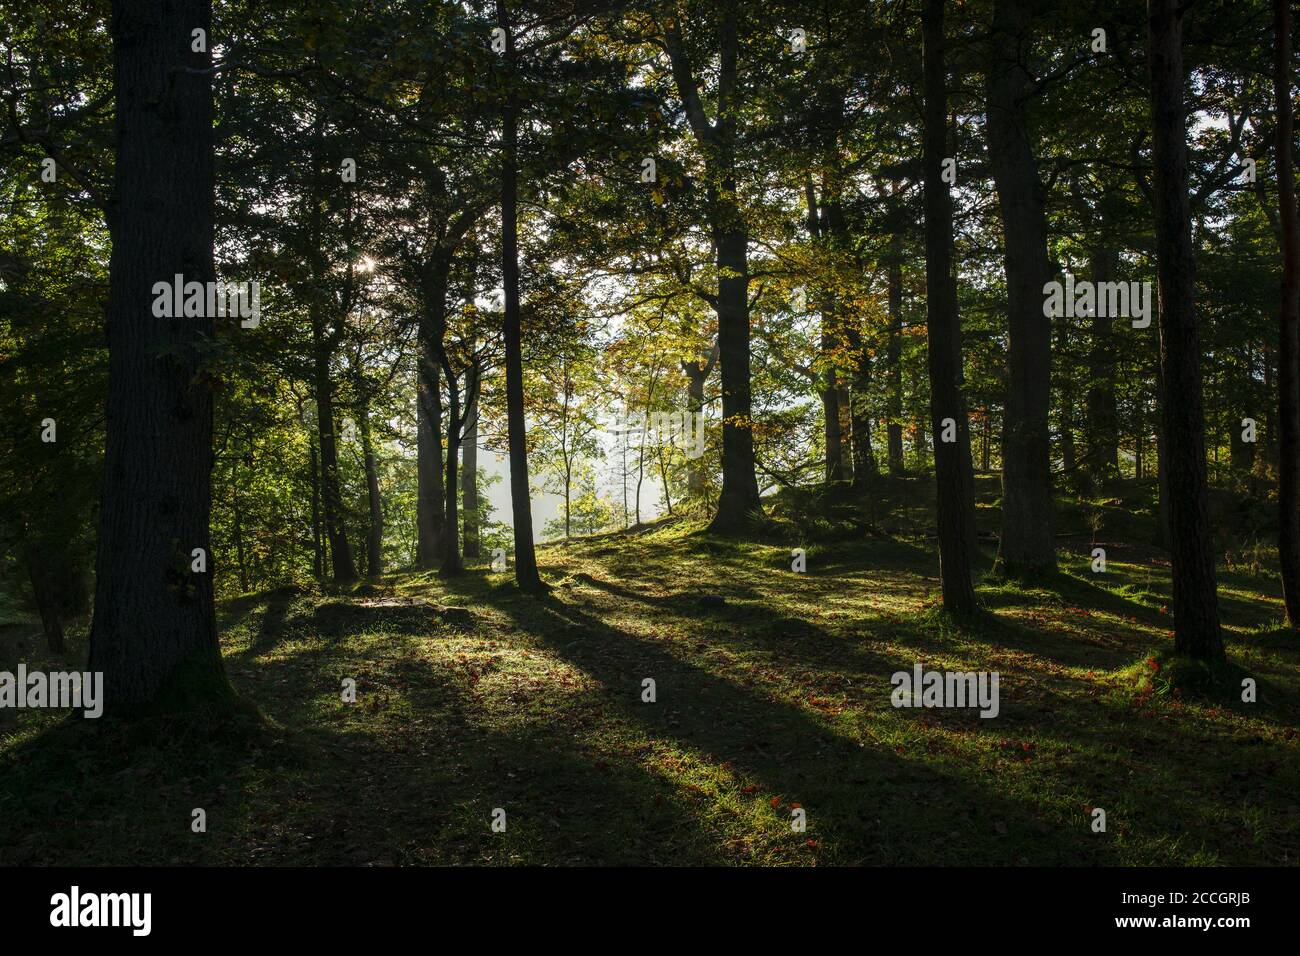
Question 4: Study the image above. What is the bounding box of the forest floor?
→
[2,477,1298,866]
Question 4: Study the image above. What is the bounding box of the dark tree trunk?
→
[922,0,977,614]
[1147,0,1223,660]
[711,216,764,528]
[87,0,231,712]
[1274,0,1300,625]
[462,368,481,559]
[498,1,543,590]
[1155,365,1172,547]
[887,231,906,476]
[24,545,66,654]
[440,353,464,575]
[312,333,356,585]
[664,2,762,531]
[1085,247,1121,485]
[981,409,992,472]
[416,259,448,569]
[359,406,383,577]
[231,457,249,592]
[986,0,1055,575]
[682,345,714,496]
[1059,311,1076,475]
[309,433,323,580]
[821,364,846,482]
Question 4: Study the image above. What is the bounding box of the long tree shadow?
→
[441,580,1115,864]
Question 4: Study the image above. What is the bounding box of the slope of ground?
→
[1,484,1297,865]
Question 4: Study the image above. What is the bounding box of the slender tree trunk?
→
[312,333,356,584]
[1274,0,1300,625]
[24,545,66,654]
[462,368,481,559]
[887,231,906,476]
[88,0,231,712]
[309,433,323,580]
[821,368,845,482]
[359,405,383,577]
[922,0,977,613]
[986,0,1055,575]
[416,259,448,569]
[498,1,542,590]
[1059,312,1076,475]
[231,457,249,592]
[658,444,674,515]
[682,347,714,496]
[1085,247,1121,485]
[441,357,464,574]
[1147,0,1223,660]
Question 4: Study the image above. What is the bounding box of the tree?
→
[985,0,1055,575]
[87,0,232,711]
[1273,0,1300,626]
[496,0,545,590]
[660,0,765,531]
[1146,0,1223,660]
[921,0,978,614]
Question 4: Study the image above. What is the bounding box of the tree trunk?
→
[821,371,845,482]
[24,545,66,655]
[683,344,716,497]
[462,368,481,559]
[312,332,356,585]
[441,355,464,574]
[309,432,323,580]
[416,259,448,569]
[87,0,232,712]
[231,456,249,592]
[498,1,543,590]
[986,0,1055,575]
[922,0,977,614]
[1085,247,1121,485]
[1274,0,1300,625]
[711,216,764,528]
[359,405,383,576]
[1147,0,1223,660]
[887,231,906,476]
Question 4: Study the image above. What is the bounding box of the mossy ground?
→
[2,477,1297,865]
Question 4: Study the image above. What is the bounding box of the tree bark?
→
[462,366,481,559]
[440,348,465,575]
[1085,247,1121,485]
[359,405,383,576]
[665,3,763,531]
[1273,0,1300,625]
[416,258,448,569]
[24,545,66,654]
[986,0,1055,575]
[682,342,716,496]
[312,325,356,584]
[309,431,323,580]
[887,229,906,476]
[88,0,232,712]
[498,0,543,590]
[922,0,978,614]
[1147,0,1223,660]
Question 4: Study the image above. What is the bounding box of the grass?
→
[1,478,1298,866]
